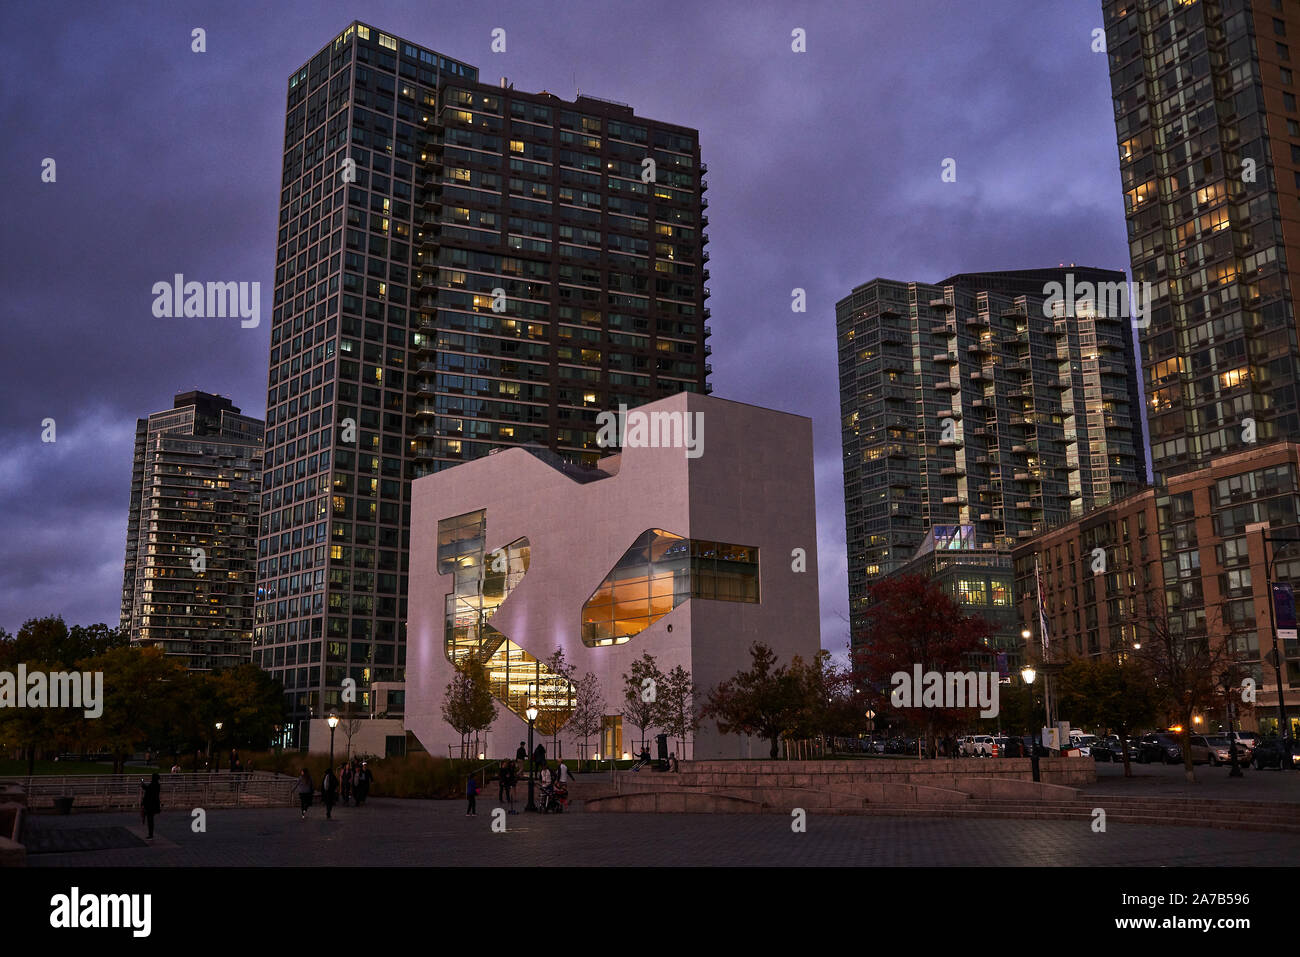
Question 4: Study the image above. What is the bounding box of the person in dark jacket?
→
[353,762,373,806]
[340,763,353,805]
[533,743,546,774]
[140,773,162,839]
[504,759,518,814]
[466,774,478,816]
[296,769,314,819]
[516,741,527,763]
[321,766,339,819]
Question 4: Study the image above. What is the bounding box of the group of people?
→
[465,742,574,816]
[295,759,374,819]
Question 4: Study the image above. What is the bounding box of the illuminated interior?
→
[580,529,759,646]
[438,509,573,732]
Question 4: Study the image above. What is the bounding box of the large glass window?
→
[437,509,572,731]
[581,530,759,646]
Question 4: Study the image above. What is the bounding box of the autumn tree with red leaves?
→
[852,574,993,757]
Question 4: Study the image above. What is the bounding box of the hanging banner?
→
[1275,582,1297,642]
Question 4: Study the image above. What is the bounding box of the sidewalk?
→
[1084,762,1300,802]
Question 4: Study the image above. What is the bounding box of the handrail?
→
[0,772,299,810]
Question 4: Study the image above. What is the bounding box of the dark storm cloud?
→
[0,0,1130,647]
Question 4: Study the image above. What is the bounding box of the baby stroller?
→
[540,778,568,813]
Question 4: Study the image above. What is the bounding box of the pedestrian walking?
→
[321,766,339,820]
[533,742,546,775]
[140,772,162,839]
[354,761,373,806]
[498,759,509,803]
[466,774,478,816]
[556,761,572,785]
[340,762,353,805]
[296,769,314,819]
[505,759,518,814]
[516,741,527,763]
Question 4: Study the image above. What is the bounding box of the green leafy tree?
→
[79,646,189,773]
[703,643,807,758]
[207,664,285,753]
[1056,656,1157,778]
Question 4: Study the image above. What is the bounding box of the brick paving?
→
[1086,761,1300,801]
[22,794,1300,867]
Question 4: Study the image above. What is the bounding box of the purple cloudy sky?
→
[0,0,1130,653]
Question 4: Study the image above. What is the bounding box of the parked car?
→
[1137,733,1183,764]
[1228,731,1258,757]
[1091,736,1136,762]
[993,736,1018,757]
[1188,735,1247,766]
[1068,734,1097,757]
[1252,738,1300,770]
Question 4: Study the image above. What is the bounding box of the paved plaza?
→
[17,795,1300,867]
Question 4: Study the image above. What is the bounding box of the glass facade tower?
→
[257,22,710,741]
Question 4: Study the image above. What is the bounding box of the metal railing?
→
[0,772,299,812]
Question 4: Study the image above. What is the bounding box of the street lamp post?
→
[214,722,223,772]
[327,713,339,770]
[1021,665,1040,783]
[525,705,539,812]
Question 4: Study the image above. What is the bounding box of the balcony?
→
[941,465,966,476]
[414,403,437,418]
[969,369,993,381]
[936,379,960,392]
[933,352,959,364]
[929,298,954,310]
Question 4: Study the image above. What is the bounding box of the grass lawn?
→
[0,759,117,777]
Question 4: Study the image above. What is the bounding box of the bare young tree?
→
[621,652,664,754]
[540,647,576,760]
[1130,589,1246,783]
[659,664,701,759]
[567,671,606,765]
[441,658,499,759]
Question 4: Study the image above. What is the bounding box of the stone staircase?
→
[573,764,1300,832]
